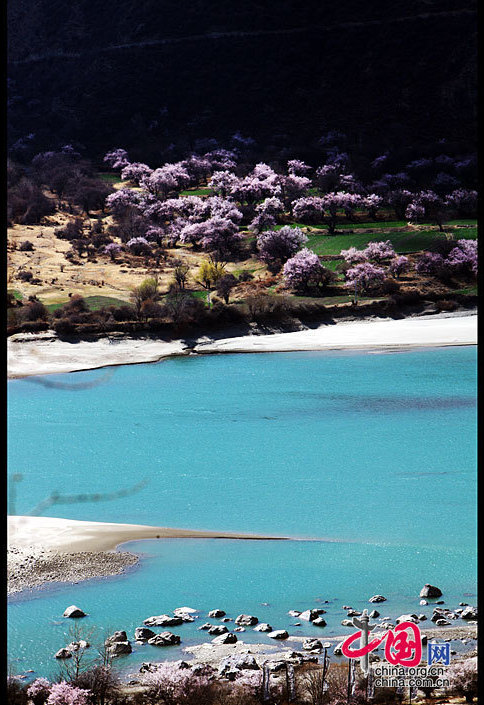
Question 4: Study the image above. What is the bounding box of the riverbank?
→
[7,516,289,594]
[7,310,477,378]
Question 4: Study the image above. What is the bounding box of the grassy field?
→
[44,295,129,313]
[304,228,477,257]
[98,172,122,184]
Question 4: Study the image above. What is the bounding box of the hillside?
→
[7,0,477,162]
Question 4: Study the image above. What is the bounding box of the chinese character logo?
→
[342,621,422,669]
[428,642,450,666]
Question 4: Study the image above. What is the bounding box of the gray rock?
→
[420,600,428,606]
[435,619,450,626]
[208,625,228,635]
[299,609,320,622]
[235,614,258,626]
[418,615,427,621]
[107,641,132,656]
[254,623,272,632]
[419,584,442,598]
[221,618,232,622]
[105,631,128,645]
[396,614,419,624]
[312,617,327,627]
[208,609,226,618]
[148,632,181,646]
[369,595,387,603]
[302,638,323,651]
[198,623,212,630]
[333,641,345,656]
[173,607,197,615]
[459,602,469,606]
[212,632,237,645]
[341,619,353,627]
[288,610,301,617]
[460,606,478,620]
[135,628,156,641]
[234,627,245,632]
[219,655,258,676]
[347,610,362,617]
[63,605,86,618]
[369,610,380,618]
[268,630,289,639]
[67,640,90,651]
[55,648,72,659]
[143,615,183,627]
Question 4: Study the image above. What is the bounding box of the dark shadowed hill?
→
[7,0,477,162]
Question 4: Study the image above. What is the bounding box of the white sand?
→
[8,516,288,553]
[8,315,476,378]
[194,313,477,354]
[7,332,188,378]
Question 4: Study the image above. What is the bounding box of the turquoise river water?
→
[7,347,477,679]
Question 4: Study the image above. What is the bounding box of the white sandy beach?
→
[7,312,477,378]
[194,312,477,354]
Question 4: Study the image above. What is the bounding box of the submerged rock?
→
[369,595,387,603]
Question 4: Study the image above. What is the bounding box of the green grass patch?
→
[44,295,128,313]
[180,188,211,196]
[452,285,478,296]
[8,289,23,301]
[97,172,122,184]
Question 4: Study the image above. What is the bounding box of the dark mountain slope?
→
[7,0,477,162]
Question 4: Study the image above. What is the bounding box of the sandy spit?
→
[7,313,477,379]
[7,516,289,594]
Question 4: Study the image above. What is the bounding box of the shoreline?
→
[7,516,290,594]
[7,311,478,379]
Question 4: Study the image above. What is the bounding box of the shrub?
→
[21,300,49,321]
[18,240,34,251]
[6,677,29,705]
[71,666,119,705]
[54,318,78,336]
[8,178,56,224]
[17,270,34,282]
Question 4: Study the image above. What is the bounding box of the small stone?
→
[54,648,72,659]
[208,625,228,635]
[369,595,387,603]
[148,632,181,646]
[369,610,380,618]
